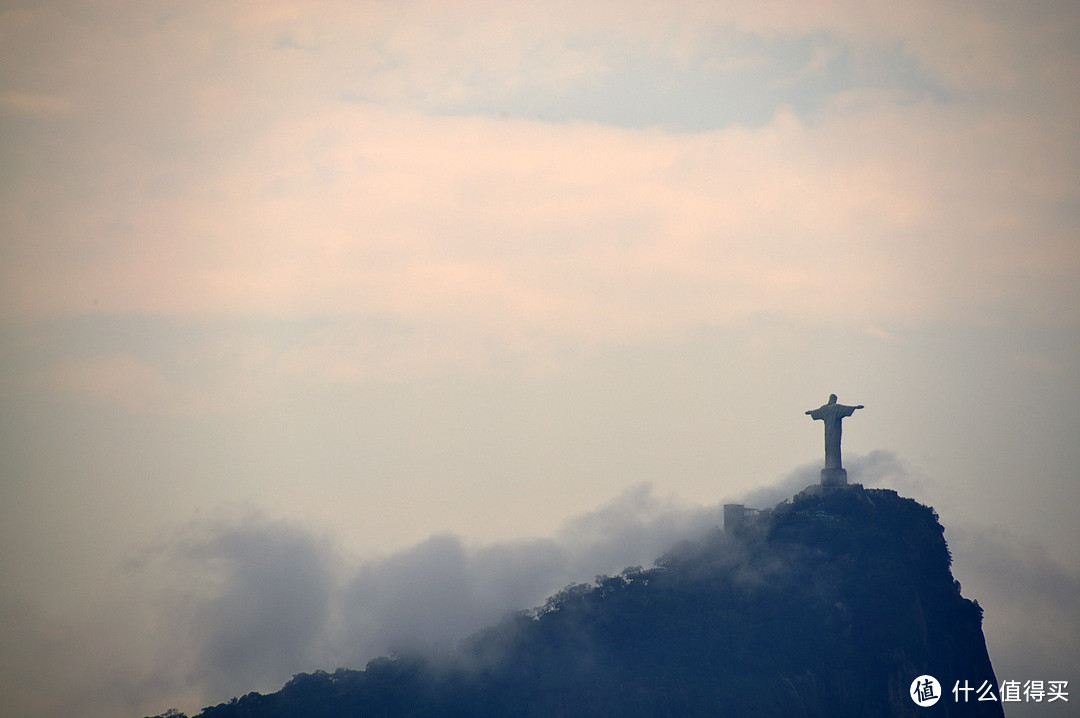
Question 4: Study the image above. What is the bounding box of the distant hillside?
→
[158,487,1003,717]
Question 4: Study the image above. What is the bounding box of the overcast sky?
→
[1,2,1078,717]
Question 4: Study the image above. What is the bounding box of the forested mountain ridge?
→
[155,486,1002,717]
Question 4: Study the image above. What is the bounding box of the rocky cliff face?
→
[732,486,1002,717]
[179,487,1002,718]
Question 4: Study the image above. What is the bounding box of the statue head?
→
[828,394,837,404]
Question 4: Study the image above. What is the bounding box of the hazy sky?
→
[1,2,1078,717]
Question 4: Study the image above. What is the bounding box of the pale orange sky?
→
[1,2,1078,717]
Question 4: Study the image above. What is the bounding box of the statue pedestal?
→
[820,468,848,487]
[796,481,862,501]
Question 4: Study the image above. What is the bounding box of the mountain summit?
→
[167,486,1001,717]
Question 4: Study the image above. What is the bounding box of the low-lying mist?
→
[2,451,1075,718]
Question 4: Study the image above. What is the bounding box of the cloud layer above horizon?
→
[4,3,1077,359]
[2,2,1079,718]
[3,459,1076,718]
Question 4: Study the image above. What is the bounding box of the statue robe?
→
[807,401,860,469]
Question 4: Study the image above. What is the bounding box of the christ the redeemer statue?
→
[806,394,863,486]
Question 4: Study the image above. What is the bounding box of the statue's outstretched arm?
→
[855,405,865,409]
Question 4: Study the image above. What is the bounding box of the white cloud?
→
[7,471,1072,718]
[0,487,722,718]
[5,92,1076,405]
[4,2,1077,384]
